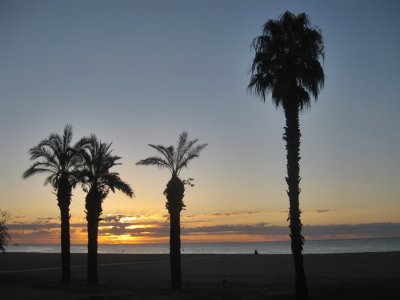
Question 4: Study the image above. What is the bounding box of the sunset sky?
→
[1,0,399,244]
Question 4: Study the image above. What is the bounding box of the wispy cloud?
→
[309,209,333,214]
[184,210,266,219]
[36,217,59,224]
[279,209,333,214]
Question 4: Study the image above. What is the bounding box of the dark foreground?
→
[0,252,399,299]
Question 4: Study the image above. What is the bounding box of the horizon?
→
[1,1,400,246]
[9,235,400,246]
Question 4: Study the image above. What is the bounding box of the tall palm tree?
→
[80,135,133,286]
[23,124,89,282]
[136,131,207,290]
[248,11,324,298]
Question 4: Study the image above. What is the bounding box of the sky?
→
[1,0,400,244]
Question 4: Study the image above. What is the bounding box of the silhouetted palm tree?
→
[23,124,88,282]
[248,11,324,298]
[0,210,11,253]
[136,131,207,290]
[80,135,133,286]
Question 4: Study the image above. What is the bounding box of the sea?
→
[6,237,400,255]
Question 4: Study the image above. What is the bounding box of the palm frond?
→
[136,156,172,172]
[47,133,63,163]
[79,135,133,200]
[102,173,134,198]
[28,145,57,164]
[176,131,188,164]
[74,136,91,150]
[23,124,90,190]
[177,143,208,172]
[137,132,207,176]
[63,124,73,153]
[22,161,57,179]
[148,144,175,169]
[176,135,196,166]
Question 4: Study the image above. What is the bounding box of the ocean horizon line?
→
[11,235,400,246]
[7,237,400,255]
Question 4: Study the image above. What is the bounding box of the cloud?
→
[279,209,332,214]
[103,215,125,223]
[210,211,263,217]
[315,209,331,213]
[182,223,277,236]
[309,209,333,214]
[184,210,266,219]
[36,217,59,224]
[181,222,400,240]
[303,223,400,238]
[8,223,60,230]
[7,213,400,243]
[99,222,169,238]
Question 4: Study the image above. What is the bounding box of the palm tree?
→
[0,210,11,253]
[248,11,324,298]
[80,135,133,286]
[23,124,89,282]
[136,131,207,290]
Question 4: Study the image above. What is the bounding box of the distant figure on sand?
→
[254,250,259,255]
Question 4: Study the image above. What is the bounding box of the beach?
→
[0,252,399,299]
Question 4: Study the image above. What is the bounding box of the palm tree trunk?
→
[57,178,72,283]
[86,189,102,286]
[169,208,181,290]
[165,175,185,290]
[283,104,308,298]
[60,208,71,283]
[87,215,99,286]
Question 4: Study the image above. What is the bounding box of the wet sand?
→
[0,252,399,299]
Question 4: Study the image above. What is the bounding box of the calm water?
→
[7,238,400,254]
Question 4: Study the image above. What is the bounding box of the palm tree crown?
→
[136,131,207,177]
[248,11,324,110]
[23,124,87,187]
[80,135,134,199]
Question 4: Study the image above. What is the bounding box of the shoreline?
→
[1,252,399,299]
[6,236,400,256]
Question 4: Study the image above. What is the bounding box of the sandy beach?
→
[0,252,399,299]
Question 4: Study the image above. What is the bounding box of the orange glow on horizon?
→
[8,210,400,245]
[10,230,396,245]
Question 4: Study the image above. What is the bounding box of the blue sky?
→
[1,0,399,243]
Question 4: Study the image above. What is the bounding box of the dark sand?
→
[0,252,399,299]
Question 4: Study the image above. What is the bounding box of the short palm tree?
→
[23,124,88,282]
[248,11,324,298]
[0,210,11,253]
[136,131,207,290]
[80,135,133,286]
